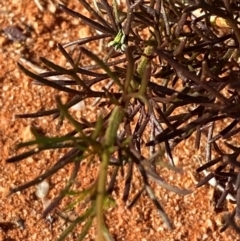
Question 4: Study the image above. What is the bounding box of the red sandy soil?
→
[0,1,239,241]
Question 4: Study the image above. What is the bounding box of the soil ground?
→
[0,1,239,241]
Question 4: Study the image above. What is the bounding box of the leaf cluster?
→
[6,0,240,239]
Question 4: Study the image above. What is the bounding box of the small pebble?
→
[35,180,50,199]
[3,26,27,41]
[71,100,85,111]
[15,218,25,230]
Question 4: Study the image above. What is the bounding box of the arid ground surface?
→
[0,1,239,241]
